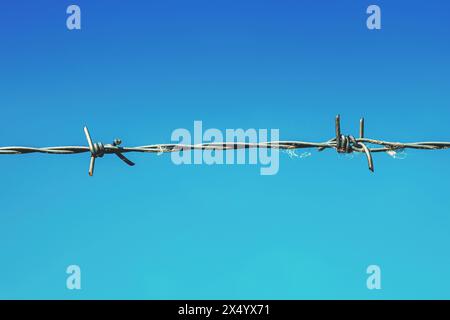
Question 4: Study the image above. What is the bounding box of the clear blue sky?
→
[1,0,450,299]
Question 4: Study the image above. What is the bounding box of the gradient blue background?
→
[1,0,450,299]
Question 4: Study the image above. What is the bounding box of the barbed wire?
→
[1,115,449,176]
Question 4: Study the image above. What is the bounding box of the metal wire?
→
[1,115,449,176]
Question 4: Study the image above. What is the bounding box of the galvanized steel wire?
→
[1,115,449,175]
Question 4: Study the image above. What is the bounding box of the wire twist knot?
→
[336,135,355,153]
[83,127,135,176]
[334,115,373,172]
[91,142,105,158]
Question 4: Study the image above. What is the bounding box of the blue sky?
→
[0,0,450,299]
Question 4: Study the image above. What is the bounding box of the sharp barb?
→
[360,118,364,139]
[335,115,341,149]
[359,142,374,172]
[89,156,95,176]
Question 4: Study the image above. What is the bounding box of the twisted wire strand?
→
[1,115,450,175]
[1,140,450,155]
